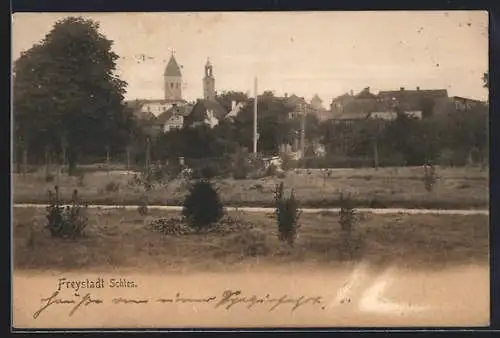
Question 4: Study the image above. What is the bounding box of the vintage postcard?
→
[11,11,489,329]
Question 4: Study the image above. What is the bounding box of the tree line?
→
[13,16,489,175]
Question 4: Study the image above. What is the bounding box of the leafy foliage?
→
[182,180,224,231]
[45,186,89,238]
[274,182,301,247]
[338,192,357,232]
[13,16,134,174]
[422,164,438,192]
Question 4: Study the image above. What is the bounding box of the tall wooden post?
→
[253,77,258,154]
[106,144,110,176]
[372,119,380,170]
[61,135,67,174]
[126,145,131,170]
[22,144,28,177]
[145,137,151,168]
[44,145,50,178]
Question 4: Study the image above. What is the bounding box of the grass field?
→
[13,206,489,273]
[13,165,489,209]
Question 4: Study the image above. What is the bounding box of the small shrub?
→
[182,180,224,232]
[338,192,360,260]
[148,217,191,236]
[274,182,301,247]
[231,150,251,180]
[45,186,89,239]
[280,152,298,171]
[422,164,438,192]
[265,163,279,177]
[137,196,149,215]
[339,192,357,233]
[76,172,85,187]
[105,180,120,193]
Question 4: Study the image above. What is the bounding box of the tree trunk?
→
[145,138,151,169]
[126,145,131,170]
[44,145,50,178]
[62,144,67,173]
[15,144,21,173]
[106,145,110,176]
[68,147,78,176]
[22,145,28,177]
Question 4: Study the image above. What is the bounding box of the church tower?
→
[203,58,216,101]
[164,52,183,101]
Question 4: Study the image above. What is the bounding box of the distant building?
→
[330,90,355,116]
[284,94,310,119]
[450,96,487,112]
[183,58,230,128]
[125,52,188,122]
[377,87,448,119]
[203,58,216,101]
[329,86,449,123]
[156,104,194,132]
[310,94,324,110]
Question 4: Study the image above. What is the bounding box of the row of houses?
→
[328,86,486,123]
[125,53,487,138]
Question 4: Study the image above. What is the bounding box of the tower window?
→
[170,83,174,89]
[176,83,179,89]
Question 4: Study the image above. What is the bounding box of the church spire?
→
[164,49,182,101]
[203,57,215,101]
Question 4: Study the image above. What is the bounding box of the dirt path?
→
[12,263,489,329]
[13,204,489,215]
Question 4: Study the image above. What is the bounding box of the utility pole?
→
[253,77,258,154]
[300,102,306,159]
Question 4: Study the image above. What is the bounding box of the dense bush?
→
[104,180,120,193]
[280,152,298,171]
[338,191,360,260]
[422,164,438,192]
[274,182,301,247]
[45,186,89,238]
[182,180,224,232]
[339,192,357,233]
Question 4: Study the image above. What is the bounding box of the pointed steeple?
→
[164,51,182,77]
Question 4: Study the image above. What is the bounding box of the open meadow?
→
[13,206,489,273]
[13,165,489,209]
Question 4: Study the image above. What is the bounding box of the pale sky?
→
[12,11,489,104]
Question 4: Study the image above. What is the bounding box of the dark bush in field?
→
[182,179,224,232]
[45,186,89,238]
[274,182,301,247]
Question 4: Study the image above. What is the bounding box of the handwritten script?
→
[33,289,328,319]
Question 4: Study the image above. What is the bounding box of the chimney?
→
[284,93,288,98]
[400,87,405,91]
[231,100,236,111]
[416,86,420,91]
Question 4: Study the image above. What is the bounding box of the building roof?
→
[164,55,182,77]
[156,104,194,125]
[377,88,448,112]
[355,87,377,100]
[331,93,353,103]
[184,99,228,126]
[333,111,370,120]
[379,88,448,100]
[451,96,486,105]
[311,94,323,103]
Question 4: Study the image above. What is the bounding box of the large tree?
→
[13,16,133,174]
[482,72,488,89]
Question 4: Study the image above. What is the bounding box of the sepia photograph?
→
[11,11,489,329]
